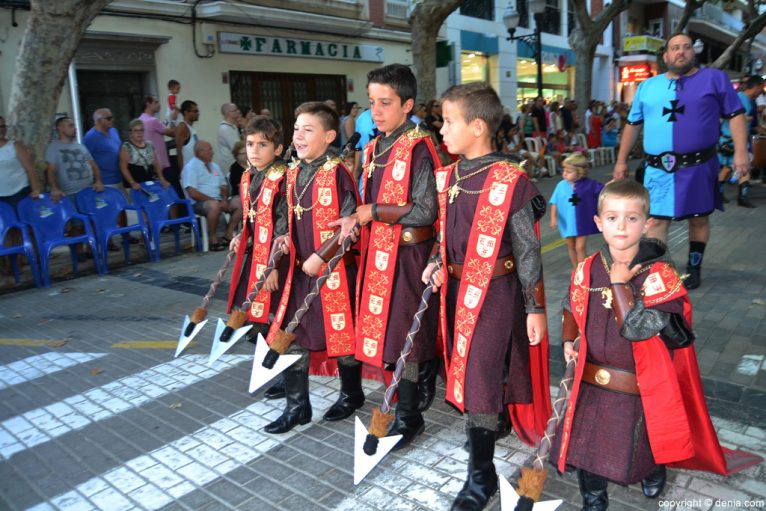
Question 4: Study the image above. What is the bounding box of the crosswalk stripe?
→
[0,353,107,390]
[28,376,355,511]
[0,355,249,460]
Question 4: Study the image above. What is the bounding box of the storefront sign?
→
[218,32,384,63]
[620,64,652,83]
[623,36,664,53]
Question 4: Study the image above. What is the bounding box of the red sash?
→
[266,157,356,357]
[560,256,761,474]
[436,161,522,411]
[355,129,439,367]
[227,164,285,322]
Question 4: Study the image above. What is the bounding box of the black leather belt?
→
[645,145,717,173]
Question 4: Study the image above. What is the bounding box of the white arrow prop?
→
[499,474,562,511]
[208,318,251,366]
[353,416,402,485]
[248,333,300,393]
[175,316,208,357]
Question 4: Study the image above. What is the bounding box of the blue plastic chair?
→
[0,202,42,287]
[130,181,202,260]
[75,188,153,270]
[17,194,103,287]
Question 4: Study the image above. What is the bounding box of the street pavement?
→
[1,160,765,511]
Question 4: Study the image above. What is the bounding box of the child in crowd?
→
[551,179,760,510]
[226,117,288,343]
[350,63,442,449]
[549,153,603,268]
[422,83,551,511]
[166,79,181,125]
[264,102,363,434]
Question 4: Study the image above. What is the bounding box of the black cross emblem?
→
[569,193,581,206]
[662,100,685,122]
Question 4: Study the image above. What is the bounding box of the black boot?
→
[389,379,425,450]
[417,359,439,412]
[462,410,512,451]
[264,369,311,434]
[685,265,701,290]
[451,427,498,511]
[323,363,365,421]
[578,469,608,511]
[263,376,285,400]
[738,182,756,208]
[641,466,666,499]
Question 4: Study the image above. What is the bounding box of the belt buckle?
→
[402,230,413,243]
[504,259,514,271]
[658,151,677,172]
[594,368,611,386]
[447,265,454,274]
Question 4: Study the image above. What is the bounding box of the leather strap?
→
[582,362,639,395]
[399,226,435,246]
[645,145,717,173]
[447,255,516,280]
[315,230,341,262]
[562,309,578,343]
[611,283,635,329]
[374,203,413,224]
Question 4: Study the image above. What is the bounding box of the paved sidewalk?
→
[1,161,765,511]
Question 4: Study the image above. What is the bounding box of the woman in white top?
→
[0,116,40,210]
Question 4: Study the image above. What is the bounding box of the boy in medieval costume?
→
[350,63,442,449]
[264,102,363,434]
[422,82,551,511]
[551,180,761,510]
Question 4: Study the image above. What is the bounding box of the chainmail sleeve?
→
[340,191,357,217]
[399,144,438,227]
[273,192,289,236]
[510,202,544,313]
[621,299,670,341]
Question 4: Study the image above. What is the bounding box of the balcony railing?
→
[692,3,743,33]
[385,0,408,19]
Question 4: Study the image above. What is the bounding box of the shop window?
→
[568,4,576,36]
[460,0,494,20]
[461,52,489,83]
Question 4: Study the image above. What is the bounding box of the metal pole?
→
[535,14,543,99]
[67,62,83,144]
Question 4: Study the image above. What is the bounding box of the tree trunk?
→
[7,0,112,168]
[568,0,630,126]
[409,0,462,103]
[673,0,705,36]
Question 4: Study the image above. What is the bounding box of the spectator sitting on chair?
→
[83,108,122,190]
[0,116,40,209]
[45,116,105,257]
[120,119,167,191]
[181,140,242,251]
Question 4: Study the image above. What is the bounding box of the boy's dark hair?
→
[597,179,650,216]
[180,100,197,114]
[294,101,339,133]
[441,82,503,135]
[244,116,283,147]
[168,79,180,89]
[367,63,417,104]
[142,95,158,110]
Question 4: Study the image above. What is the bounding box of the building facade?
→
[0,0,413,146]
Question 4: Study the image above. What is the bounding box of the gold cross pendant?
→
[248,206,256,223]
[448,185,460,204]
[601,288,613,309]
[366,163,374,178]
[294,204,304,220]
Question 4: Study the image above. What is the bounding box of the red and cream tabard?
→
[436,161,523,411]
[267,158,356,356]
[355,129,439,367]
[226,164,285,321]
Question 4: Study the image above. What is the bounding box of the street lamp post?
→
[503,0,547,99]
